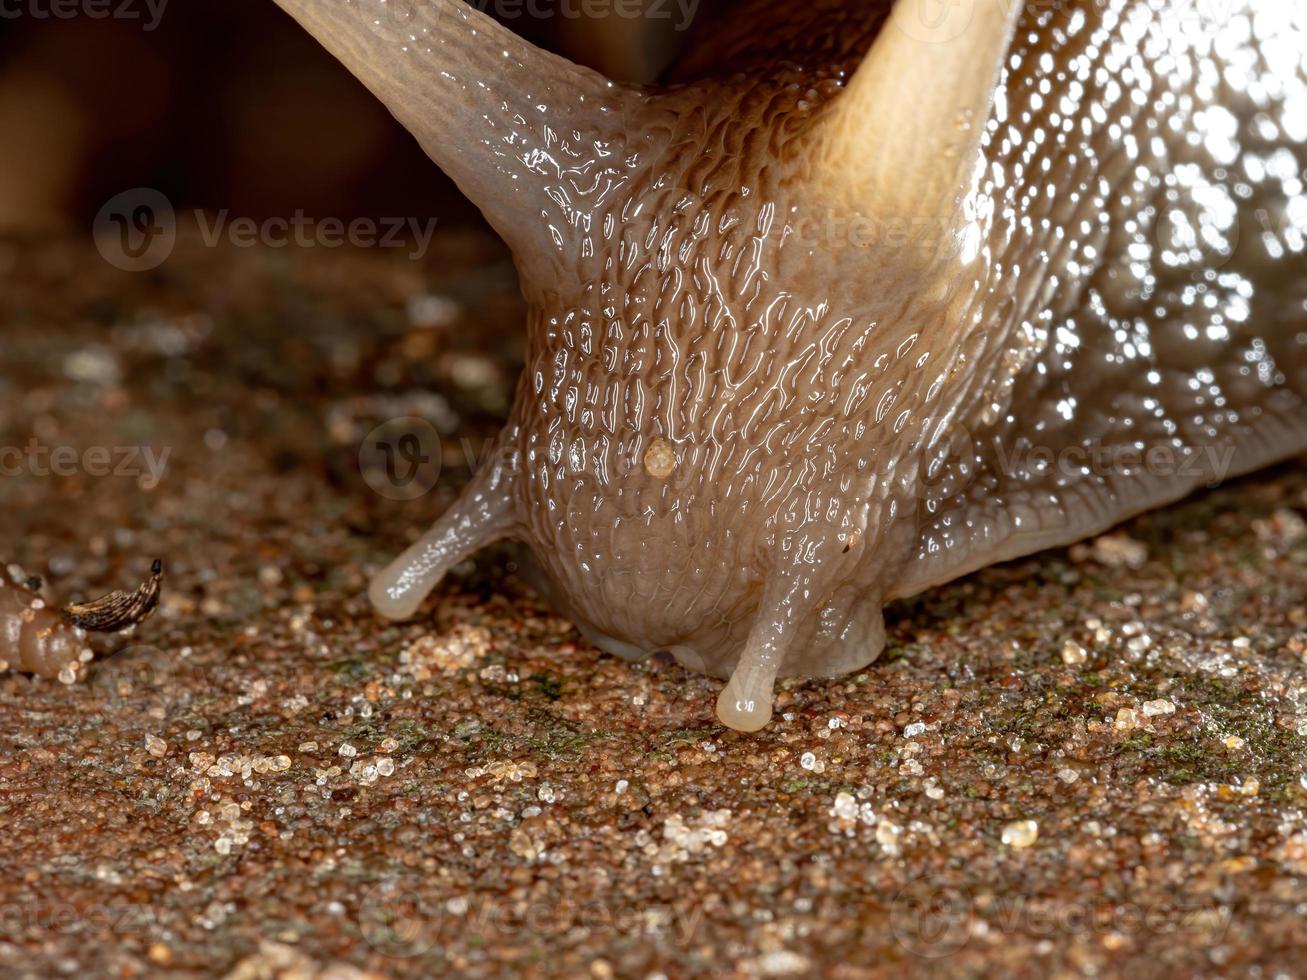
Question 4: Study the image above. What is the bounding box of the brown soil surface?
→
[2,234,1306,978]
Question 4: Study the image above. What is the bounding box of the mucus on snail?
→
[268,0,1307,730]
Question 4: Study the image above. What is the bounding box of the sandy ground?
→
[2,233,1306,979]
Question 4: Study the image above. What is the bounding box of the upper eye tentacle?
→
[270,0,654,272]
[805,0,1024,225]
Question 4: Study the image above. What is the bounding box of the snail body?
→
[272,0,1307,729]
[0,562,163,682]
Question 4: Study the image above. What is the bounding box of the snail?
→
[0,561,164,682]
[271,0,1307,730]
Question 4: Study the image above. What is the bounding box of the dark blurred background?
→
[0,0,690,235]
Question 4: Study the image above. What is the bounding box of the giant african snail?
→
[269,0,1307,730]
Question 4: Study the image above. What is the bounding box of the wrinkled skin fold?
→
[271,0,1307,730]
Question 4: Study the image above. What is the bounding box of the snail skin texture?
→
[0,561,163,682]
[271,0,1307,730]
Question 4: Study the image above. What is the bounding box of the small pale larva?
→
[0,560,164,683]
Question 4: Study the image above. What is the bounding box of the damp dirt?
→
[2,233,1306,978]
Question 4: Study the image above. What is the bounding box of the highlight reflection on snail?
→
[271,0,1307,730]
